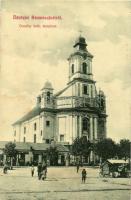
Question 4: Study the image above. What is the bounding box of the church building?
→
[13,35,107,147]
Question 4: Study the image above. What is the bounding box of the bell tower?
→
[68,35,93,83]
[41,81,54,108]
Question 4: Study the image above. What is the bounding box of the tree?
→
[4,142,17,169]
[95,138,116,162]
[72,136,92,163]
[119,139,130,160]
[114,143,121,159]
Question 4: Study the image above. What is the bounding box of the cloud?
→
[90,36,131,88]
[101,79,131,141]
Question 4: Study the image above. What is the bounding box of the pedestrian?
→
[37,163,42,180]
[3,163,8,174]
[76,163,80,173]
[41,163,47,180]
[31,165,35,177]
[82,168,87,183]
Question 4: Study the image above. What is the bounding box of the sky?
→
[0,0,131,142]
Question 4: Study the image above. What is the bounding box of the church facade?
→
[13,36,107,147]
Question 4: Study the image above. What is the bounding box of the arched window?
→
[46,120,50,126]
[24,127,26,134]
[83,85,88,95]
[82,62,87,74]
[83,118,88,131]
[34,134,36,143]
[71,64,74,74]
[34,123,37,131]
[23,137,26,143]
[91,85,93,98]
[82,118,90,134]
[47,91,51,103]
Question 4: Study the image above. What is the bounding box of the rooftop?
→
[12,107,43,125]
[107,159,128,164]
[0,141,69,153]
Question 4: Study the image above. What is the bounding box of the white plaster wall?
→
[17,113,56,143]
[70,73,89,81]
[88,84,96,98]
[69,55,93,82]
[43,114,55,140]
[68,115,73,144]
[94,117,98,139]
[57,114,77,144]
[57,115,66,142]
[66,115,71,143]
[79,115,82,138]
[72,115,75,143]
[26,116,40,143]
[17,115,43,143]
[67,115,77,144]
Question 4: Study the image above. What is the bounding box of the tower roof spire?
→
[73,33,87,50]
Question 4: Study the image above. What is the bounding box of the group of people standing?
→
[31,162,87,183]
[31,162,47,180]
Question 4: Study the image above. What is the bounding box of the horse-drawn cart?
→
[99,159,129,178]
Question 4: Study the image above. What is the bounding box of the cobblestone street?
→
[0,167,130,200]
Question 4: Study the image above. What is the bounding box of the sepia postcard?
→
[0,0,130,199]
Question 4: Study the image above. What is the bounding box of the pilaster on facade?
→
[90,117,93,140]
[94,117,98,140]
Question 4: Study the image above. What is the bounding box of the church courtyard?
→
[0,167,130,200]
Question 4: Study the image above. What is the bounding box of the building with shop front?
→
[12,35,107,165]
[0,141,69,166]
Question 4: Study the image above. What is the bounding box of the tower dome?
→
[41,81,53,90]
